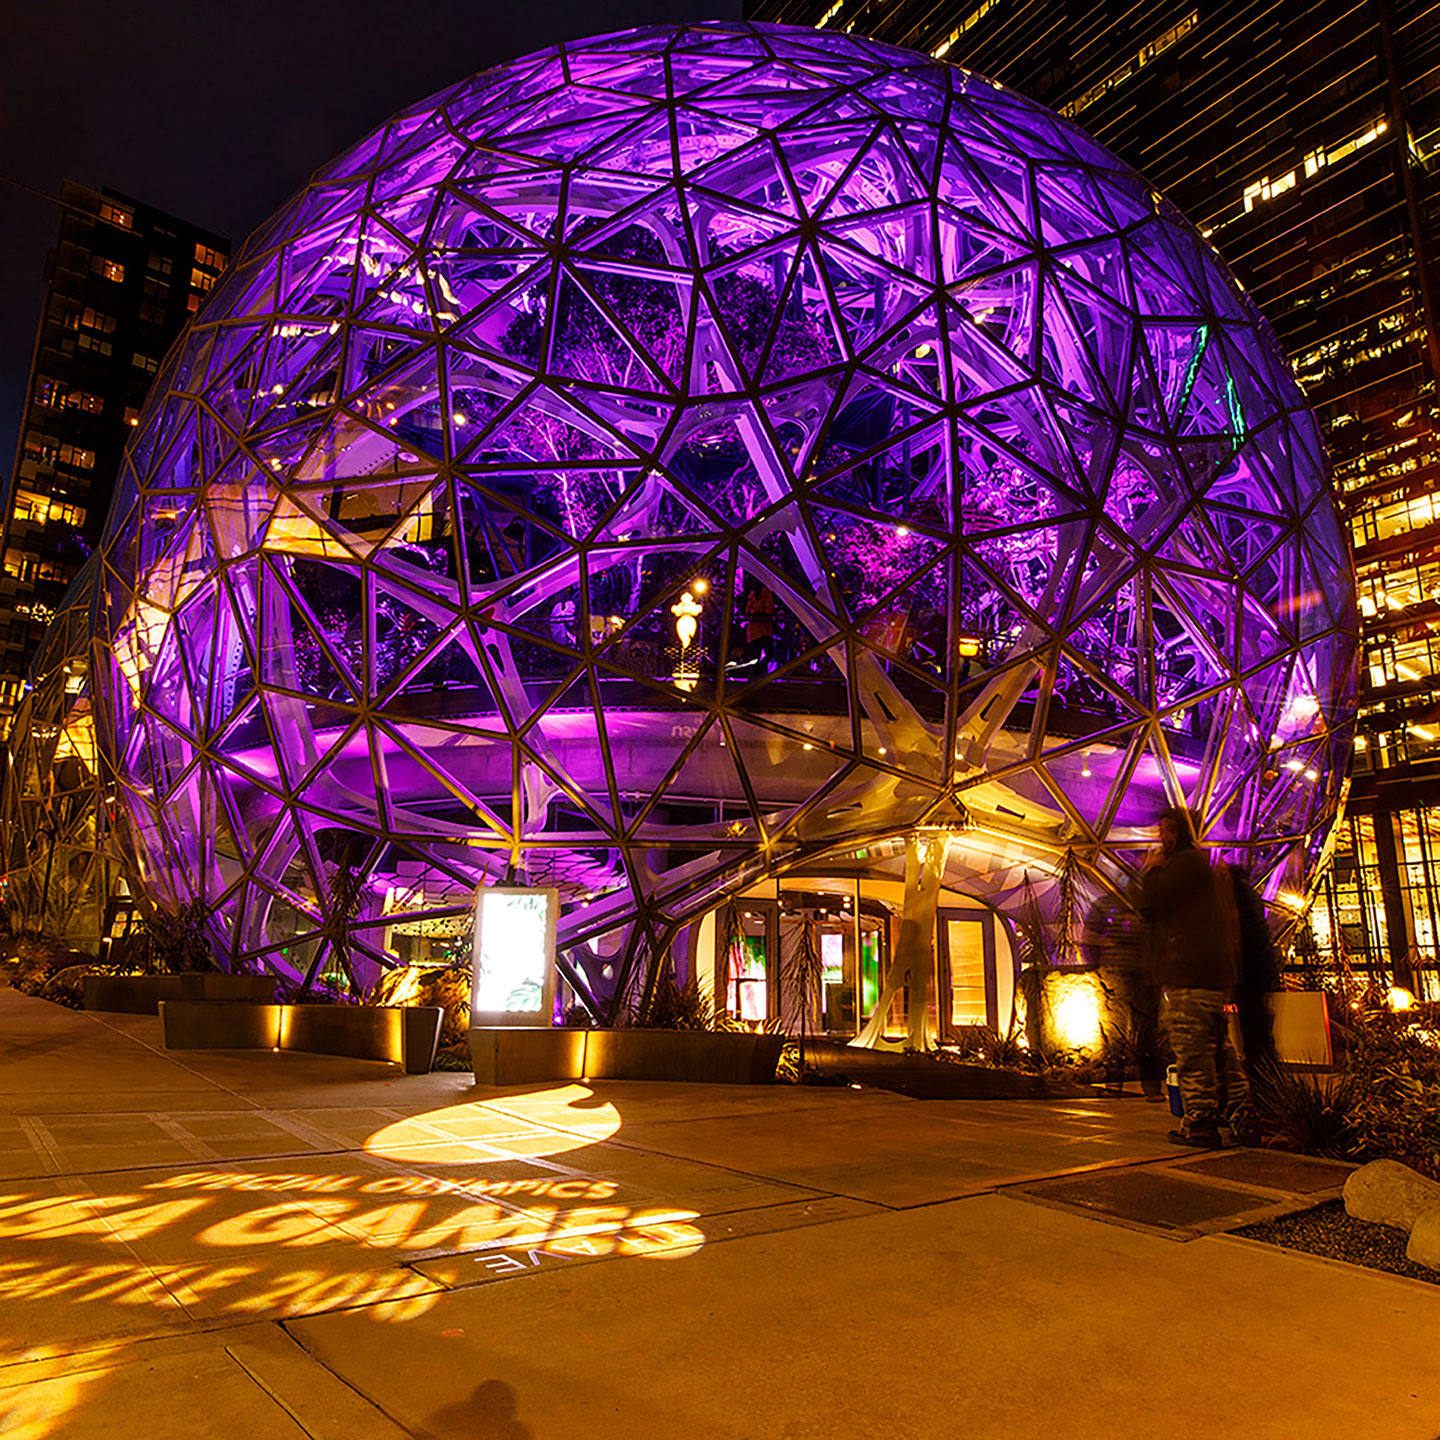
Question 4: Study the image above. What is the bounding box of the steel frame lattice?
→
[3,559,127,952]
[92,22,1357,1008]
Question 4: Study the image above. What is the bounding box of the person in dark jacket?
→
[1228,864,1280,1079]
[1139,806,1250,1147]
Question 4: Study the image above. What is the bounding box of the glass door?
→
[725,900,777,1024]
[938,909,998,1036]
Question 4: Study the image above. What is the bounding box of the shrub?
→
[1247,984,1440,1178]
[627,959,749,1033]
[1342,999,1440,1180]
[1250,1062,1363,1161]
[139,901,215,974]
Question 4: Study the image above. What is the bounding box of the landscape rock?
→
[11,948,95,996]
[37,964,93,1009]
[366,964,469,1048]
[1343,1158,1440,1231]
[1405,1205,1440,1271]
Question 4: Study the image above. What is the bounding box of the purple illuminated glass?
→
[2,560,124,951]
[93,23,1357,1004]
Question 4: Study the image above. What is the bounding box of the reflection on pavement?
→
[0,1086,705,1438]
[2,1347,121,1440]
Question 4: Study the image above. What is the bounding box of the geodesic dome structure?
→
[93,22,1357,1005]
[2,559,131,951]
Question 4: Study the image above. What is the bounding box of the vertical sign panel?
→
[470,887,558,1026]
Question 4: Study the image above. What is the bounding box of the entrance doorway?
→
[726,901,776,1023]
[700,878,1016,1042]
[938,908,1009,1037]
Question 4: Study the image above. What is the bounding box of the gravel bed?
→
[1232,1200,1439,1285]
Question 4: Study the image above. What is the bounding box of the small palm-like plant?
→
[1250,1060,1362,1160]
[783,915,825,1073]
[140,900,215,974]
[311,861,364,999]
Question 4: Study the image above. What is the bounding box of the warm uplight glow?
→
[1051,982,1103,1051]
[1388,986,1415,1011]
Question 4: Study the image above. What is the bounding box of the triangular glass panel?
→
[630,716,747,840]
[722,713,851,832]
[813,410,951,530]
[539,265,673,394]
[938,134,1032,242]
[1108,729,1184,830]
[586,474,726,553]
[817,240,934,362]
[810,507,947,622]
[1125,229,1206,320]
[663,414,782,527]
[1034,166,1118,235]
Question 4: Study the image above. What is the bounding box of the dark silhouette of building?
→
[747,0,1440,993]
[0,183,229,732]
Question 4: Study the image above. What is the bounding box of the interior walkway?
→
[1,985,1436,1439]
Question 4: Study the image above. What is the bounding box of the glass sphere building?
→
[89,23,1357,1018]
[2,559,129,954]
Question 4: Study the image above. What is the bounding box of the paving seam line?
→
[83,1011,259,1107]
[1209,1229,1440,1294]
[148,1113,225,1161]
[221,1346,328,1440]
[15,1115,63,1173]
[266,1111,394,1149]
[0,1310,348,1377]
[472,1094,868,1136]
[225,1329,421,1440]
[410,1190,871,1264]
[277,1320,424,1436]
[869,1148,1186,1214]
[551,1134,877,1206]
[57,1170,215,1322]
[542,1134,1195,1213]
[0,1142,367,1185]
[403,1199,891,1292]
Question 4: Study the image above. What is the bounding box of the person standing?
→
[1140,807,1250,1147]
[1229,863,1280,1079]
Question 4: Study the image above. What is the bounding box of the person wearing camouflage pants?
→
[1161,986,1250,1137]
[1140,806,1250,1147]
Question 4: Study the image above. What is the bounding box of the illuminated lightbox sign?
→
[470,887,558,1026]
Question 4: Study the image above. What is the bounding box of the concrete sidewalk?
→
[1,985,1437,1439]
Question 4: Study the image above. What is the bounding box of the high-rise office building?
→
[0,183,229,730]
[747,0,1440,991]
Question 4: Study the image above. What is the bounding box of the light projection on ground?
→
[92,21,1357,1007]
[0,1087,702,1390]
[471,888,557,1021]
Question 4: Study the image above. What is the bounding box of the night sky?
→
[0,0,742,486]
